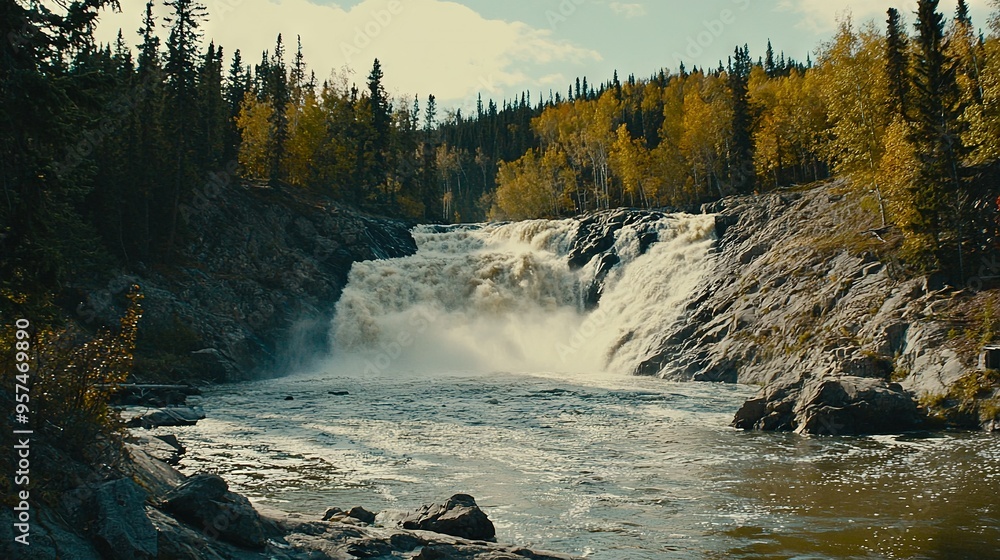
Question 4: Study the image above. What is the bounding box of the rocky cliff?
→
[630,180,1000,434]
[73,182,417,382]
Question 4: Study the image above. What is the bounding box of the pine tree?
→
[908,0,966,271]
[163,0,207,254]
[268,34,289,185]
[765,40,777,77]
[729,44,755,194]
[887,8,911,116]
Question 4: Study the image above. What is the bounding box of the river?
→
[167,216,999,559]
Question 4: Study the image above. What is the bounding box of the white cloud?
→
[777,0,992,34]
[610,2,646,19]
[95,0,600,105]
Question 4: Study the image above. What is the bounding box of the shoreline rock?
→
[625,180,995,434]
[733,376,924,435]
[25,433,583,560]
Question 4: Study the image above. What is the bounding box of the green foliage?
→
[924,368,1000,428]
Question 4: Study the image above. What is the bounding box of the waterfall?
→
[327,213,717,376]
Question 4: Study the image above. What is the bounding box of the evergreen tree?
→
[224,49,248,160]
[887,8,911,116]
[0,0,118,301]
[765,40,777,77]
[729,44,755,194]
[366,58,392,205]
[163,0,208,254]
[908,0,967,270]
[268,34,289,185]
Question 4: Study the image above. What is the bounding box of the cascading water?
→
[173,212,1000,560]
[328,213,718,376]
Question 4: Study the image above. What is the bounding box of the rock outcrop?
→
[13,436,581,560]
[125,406,206,429]
[71,182,417,381]
[161,473,268,549]
[733,376,924,435]
[626,181,990,434]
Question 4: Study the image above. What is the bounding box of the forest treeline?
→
[3,0,1000,308]
[487,0,1000,277]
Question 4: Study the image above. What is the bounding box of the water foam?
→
[327,214,717,376]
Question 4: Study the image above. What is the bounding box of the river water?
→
[170,370,1000,559]
[169,216,999,558]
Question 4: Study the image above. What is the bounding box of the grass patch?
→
[923,369,1000,429]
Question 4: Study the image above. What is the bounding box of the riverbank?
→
[629,180,1000,434]
[1,426,581,559]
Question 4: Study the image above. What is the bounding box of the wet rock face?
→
[75,183,417,381]
[734,376,924,435]
[567,210,667,271]
[627,181,980,433]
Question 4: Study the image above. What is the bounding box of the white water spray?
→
[328,214,717,376]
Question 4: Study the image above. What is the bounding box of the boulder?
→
[402,494,495,542]
[347,506,377,524]
[734,376,924,435]
[130,434,185,465]
[794,377,923,435]
[126,406,205,429]
[160,474,266,549]
[94,479,158,560]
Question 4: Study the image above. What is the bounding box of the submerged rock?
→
[401,494,496,541]
[734,376,923,435]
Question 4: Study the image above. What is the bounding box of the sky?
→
[95,0,994,111]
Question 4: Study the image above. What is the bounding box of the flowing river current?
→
[164,216,1000,559]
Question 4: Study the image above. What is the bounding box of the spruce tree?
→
[268,34,289,185]
[909,0,966,271]
[224,49,248,160]
[728,44,755,194]
[0,0,117,297]
[765,40,776,77]
[366,58,392,205]
[887,8,910,116]
[163,0,207,254]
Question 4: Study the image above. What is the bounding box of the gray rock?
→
[126,443,187,500]
[402,494,496,542]
[161,474,267,549]
[126,406,206,429]
[346,506,377,524]
[734,376,923,435]
[94,479,158,559]
[131,434,185,465]
[0,506,102,560]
